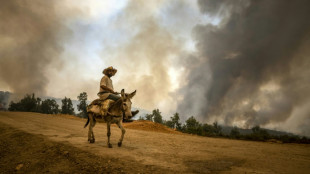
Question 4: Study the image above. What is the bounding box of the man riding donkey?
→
[85,66,138,146]
[96,66,139,121]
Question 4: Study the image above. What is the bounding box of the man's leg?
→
[98,94,118,117]
[107,94,121,101]
[100,100,111,117]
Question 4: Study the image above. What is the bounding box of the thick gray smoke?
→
[177,0,310,134]
[0,0,74,97]
[103,0,184,111]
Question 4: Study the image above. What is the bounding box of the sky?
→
[0,0,310,136]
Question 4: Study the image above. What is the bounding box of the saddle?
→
[87,98,115,118]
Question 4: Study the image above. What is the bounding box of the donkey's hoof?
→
[118,142,122,147]
[89,139,95,143]
[108,143,113,148]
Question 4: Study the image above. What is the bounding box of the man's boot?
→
[132,110,139,117]
[123,110,139,122]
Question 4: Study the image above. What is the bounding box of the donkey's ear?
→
[128,90,136,99]
[121,89,125,98]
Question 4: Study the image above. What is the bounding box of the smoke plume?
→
[103,0,185,112]
[177,0,310,134]
[0,0,74,97]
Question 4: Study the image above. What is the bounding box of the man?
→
[98,66,139,121]
[98,66,119,101]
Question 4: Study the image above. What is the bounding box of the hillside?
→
[123,120,182,134]
[0,111,310,173]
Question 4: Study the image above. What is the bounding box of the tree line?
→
[8,92,88,118]
[140,110,226,137]
[5,93,309,144]
[139,109,310,144]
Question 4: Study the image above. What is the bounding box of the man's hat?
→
[103,66,117,76]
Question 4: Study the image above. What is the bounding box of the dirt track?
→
[0,112,309,173]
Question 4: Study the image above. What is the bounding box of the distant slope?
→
[123,120,182,134]
[221,126,296,136]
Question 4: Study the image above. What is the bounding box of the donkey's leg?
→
[117,121,126,147]
[91,117,96,143]
[88,113,95,143]
[87,113,92,142]
[107,122,112,148]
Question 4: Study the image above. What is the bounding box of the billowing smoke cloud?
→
[0,0,200,112]
[0,0,74,97]
[102,0,187,112]
[177,0,310,135]
[2,0,308,136]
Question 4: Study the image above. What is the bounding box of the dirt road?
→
[0,112,309,173]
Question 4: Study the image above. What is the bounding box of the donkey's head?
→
[120,89,136,118]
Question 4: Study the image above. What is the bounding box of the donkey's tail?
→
[84,115,90,128]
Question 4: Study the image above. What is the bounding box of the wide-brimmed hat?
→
[103,66,117,76]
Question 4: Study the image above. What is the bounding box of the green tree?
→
[153,109,163,124]
[171,112,182,130]
[165,120,174,128]
[230,126,241,139]
[213,122,222,135]
[8,101,22,111]
[35,97,42,112]
[251,125,270,141]
[8,93,41,112]
[145,113,153,121]
[138,116,145,120]
[41,99,59,114]
[61,97,74,115]
[202,123,215,136]
[185,116,202,135]
[77,92,88,118]
[165,112,182,130]
[20,94,38,112]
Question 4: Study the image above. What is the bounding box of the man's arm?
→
[100,85,117,94]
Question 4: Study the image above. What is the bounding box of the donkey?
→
[84,89,136,148]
